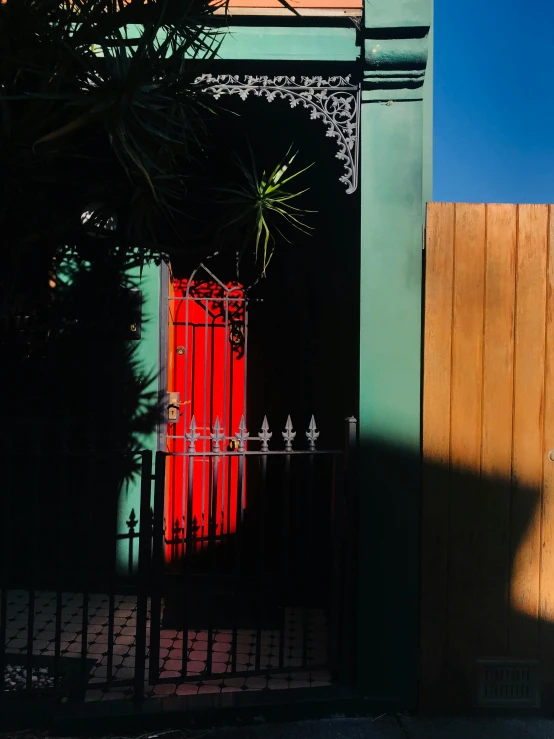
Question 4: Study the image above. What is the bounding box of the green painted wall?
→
[357,98,424,706]
[216,26,358,61]
[359,101,423,449]
[116,262,160,575]
[122,24,357,62]
[368,0,430,27]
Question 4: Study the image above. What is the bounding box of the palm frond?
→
[0,0,230,315]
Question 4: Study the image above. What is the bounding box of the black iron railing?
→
[0,416,357,708]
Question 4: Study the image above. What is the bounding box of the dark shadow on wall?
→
[1,378,549,715]
[161,447,341,631]
[240,94,361,449]
[353,436,553,715]
[0,256,162,591]
[156,433,553,712]
[0,82,359,597]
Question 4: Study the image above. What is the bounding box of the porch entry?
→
[150,262,357,691]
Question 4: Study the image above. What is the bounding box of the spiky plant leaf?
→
[214,145,315,272]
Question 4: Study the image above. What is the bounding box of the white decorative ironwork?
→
[211,416,225,452]
[258,416,272,452]
[306,415,320,451]
[235,415,249,453]
[186,416,200,453]
[194,74,360,194]
[283,415,296,452]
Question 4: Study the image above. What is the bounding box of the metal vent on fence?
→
[476,660,540,707]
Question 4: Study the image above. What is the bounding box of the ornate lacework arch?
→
[194,74,360,194]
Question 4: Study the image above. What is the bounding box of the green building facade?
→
[120,0,433,709]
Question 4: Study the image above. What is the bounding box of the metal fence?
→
[0,417,357,707]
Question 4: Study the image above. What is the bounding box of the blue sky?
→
[434,0,554,203]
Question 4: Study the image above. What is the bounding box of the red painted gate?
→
[165,264,248,564]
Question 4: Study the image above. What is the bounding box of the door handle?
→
[167,392,180,424]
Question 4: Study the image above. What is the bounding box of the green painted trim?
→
[423,2,433,204]
[113,24,359,63]
[361,29,430,96]
[363,0,432,28]
[364,35,428,70]
[216,26,358,61]
[357,96,423,707]
[363,90,423,101]
[116,262,160,576]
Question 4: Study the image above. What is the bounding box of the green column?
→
[357,0,431,708]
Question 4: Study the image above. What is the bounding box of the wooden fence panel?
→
[509,205,548,657]
[421,202,455,708]
[478,204,516,658]
[421,203,554,713]
[540,210,554,700]
[447,204,486,709]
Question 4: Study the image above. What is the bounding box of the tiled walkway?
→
[2,590,331,702]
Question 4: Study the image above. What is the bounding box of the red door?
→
[165,265,247,565]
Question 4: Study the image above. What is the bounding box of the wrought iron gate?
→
[0,425,357,707]
[139,416,357,695]
[135,263,358,696]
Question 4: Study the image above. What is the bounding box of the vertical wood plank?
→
[509,205,548,657]
[420,202,455,710]
[448,203,486,708]
[478,204,517,656]
[449,203,486,474]
[539,206,554,703]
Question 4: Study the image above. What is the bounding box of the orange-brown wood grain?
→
[421,203,554,712]
[447,203,486,709]
[478,204,517,657]
[509,205,548,657]
[420,202,455,711]
[540,206,554,698]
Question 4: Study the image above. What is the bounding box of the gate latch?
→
[167,392,180,424]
